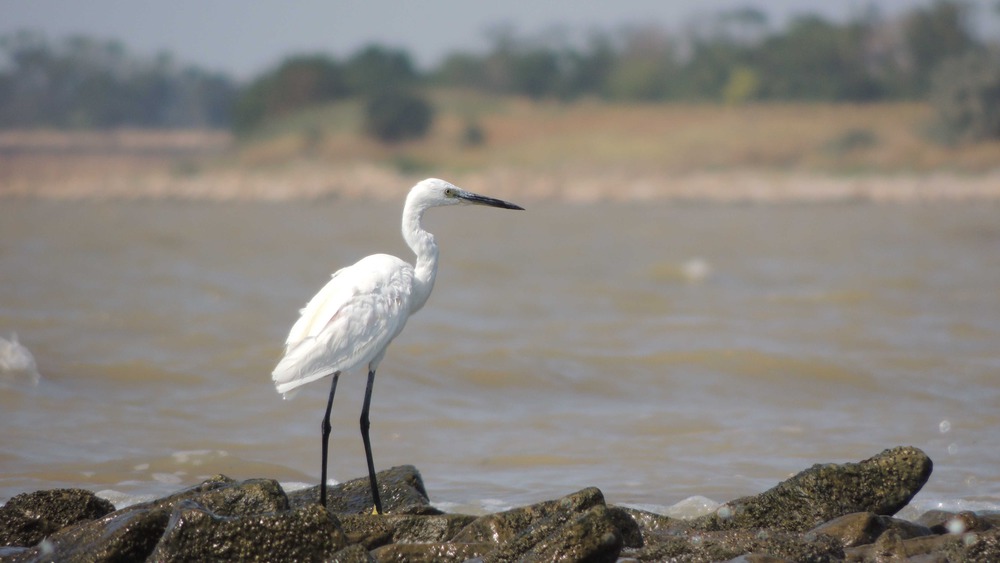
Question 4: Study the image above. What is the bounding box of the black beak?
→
[460,191,525,210]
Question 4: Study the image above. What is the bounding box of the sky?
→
[3,0,996,79]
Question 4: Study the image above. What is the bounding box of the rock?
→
[1,505,172,562]
[844,527,1000,561]
[447,488,622,562]
[4,448,991,562]
[607,505,688,548]
[383,512,478,543]
[0,488,115,548]
[0,476,318,562]
[179,477,289,516]
[690,446,933,532]
[916,509,994,534]
[928,527,1000,562]
[328,542,377,562]
[370,541,492,562]
[338,513,477,549]
[286,464,440,515]
[121,474,289,517]
[453,487,606,544]
[484,504,622,563]
[809,511,931,548]
[623,528,845,562]
[147,502,348,561]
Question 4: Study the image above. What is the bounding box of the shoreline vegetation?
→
[2,101,999,204]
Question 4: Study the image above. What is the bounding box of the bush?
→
[823,128,879,156]
[345,46,418,97]
[460,119,486,147]
[232,55,348,134]
[363,89,434,143]
[929,49,1000,144]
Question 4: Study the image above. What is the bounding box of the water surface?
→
[1,200,998,515]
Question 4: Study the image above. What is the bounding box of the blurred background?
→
[2,0,1000,197]
[1,1,999,515]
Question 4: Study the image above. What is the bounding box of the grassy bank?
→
[2,97,999,201]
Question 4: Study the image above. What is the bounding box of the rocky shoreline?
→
[1,446,997,562]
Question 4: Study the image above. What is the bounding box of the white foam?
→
[96,489,158,509]
[280,480,334,493]
[681,258,712,283]
[896,497,1000,521]
[0,333,41,385]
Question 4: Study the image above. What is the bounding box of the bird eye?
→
[445,188,456,197]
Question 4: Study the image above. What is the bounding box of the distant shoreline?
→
[2,121,1000,203]
[3,163,1000,204]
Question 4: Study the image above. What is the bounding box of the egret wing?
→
[272,254,414,396]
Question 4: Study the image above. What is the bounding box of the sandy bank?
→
[3,128,999,203]
[3,161,1000,204]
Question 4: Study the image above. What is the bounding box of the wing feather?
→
[272,254,413,397]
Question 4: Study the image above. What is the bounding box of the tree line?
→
[1,1,997,141]
[0,31,234,129]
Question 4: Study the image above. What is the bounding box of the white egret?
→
[271,178,523,513]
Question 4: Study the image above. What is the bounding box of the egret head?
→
[409,178,524,211]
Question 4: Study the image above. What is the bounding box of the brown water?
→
[1,199,998,516]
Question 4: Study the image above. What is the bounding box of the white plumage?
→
[272,254,413,397]
[270,178,523,512]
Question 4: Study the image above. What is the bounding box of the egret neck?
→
[401,190,439,315]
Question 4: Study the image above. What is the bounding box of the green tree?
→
[345,45,418,96]
[722,66,760,104]
[929,49,1000,143]
[232,54,348,133]
[363,89,434,143]
[905,0,976,94]
[604,26,680,100]
[0,31,236,128]
[752,16,882,101]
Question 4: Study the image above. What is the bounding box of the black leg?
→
[360,368,383,514]
[320,372,340,507]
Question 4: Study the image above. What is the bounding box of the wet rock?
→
[845,527,1000,561]
[453,487,606,544]
[4,448,990,562]
[384,512,478,543]
[1,505,171,562]
[729,556,797,563]
[370,541,492,562]
[0,488,115,548]
[690,446,933,533]
[809,511,931,548]
[179,477,289,516]
[624,528,845,562]
[339,512,393,550]
[148,502,348,561]
[286,464,440,515]
[928,527,1000,562]
[607,505,688,548]
[445,488,623,561]
[484,503,622,562]
[338,513,477,549]
[328,542,377,562]
[916,509,994,534]
[122,474,289,517]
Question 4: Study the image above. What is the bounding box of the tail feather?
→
[271,337,342,398]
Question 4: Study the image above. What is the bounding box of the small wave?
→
[647,257,713,283]
[0,332,41,386]
[641,348,876,392]
[620,495,721,519]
